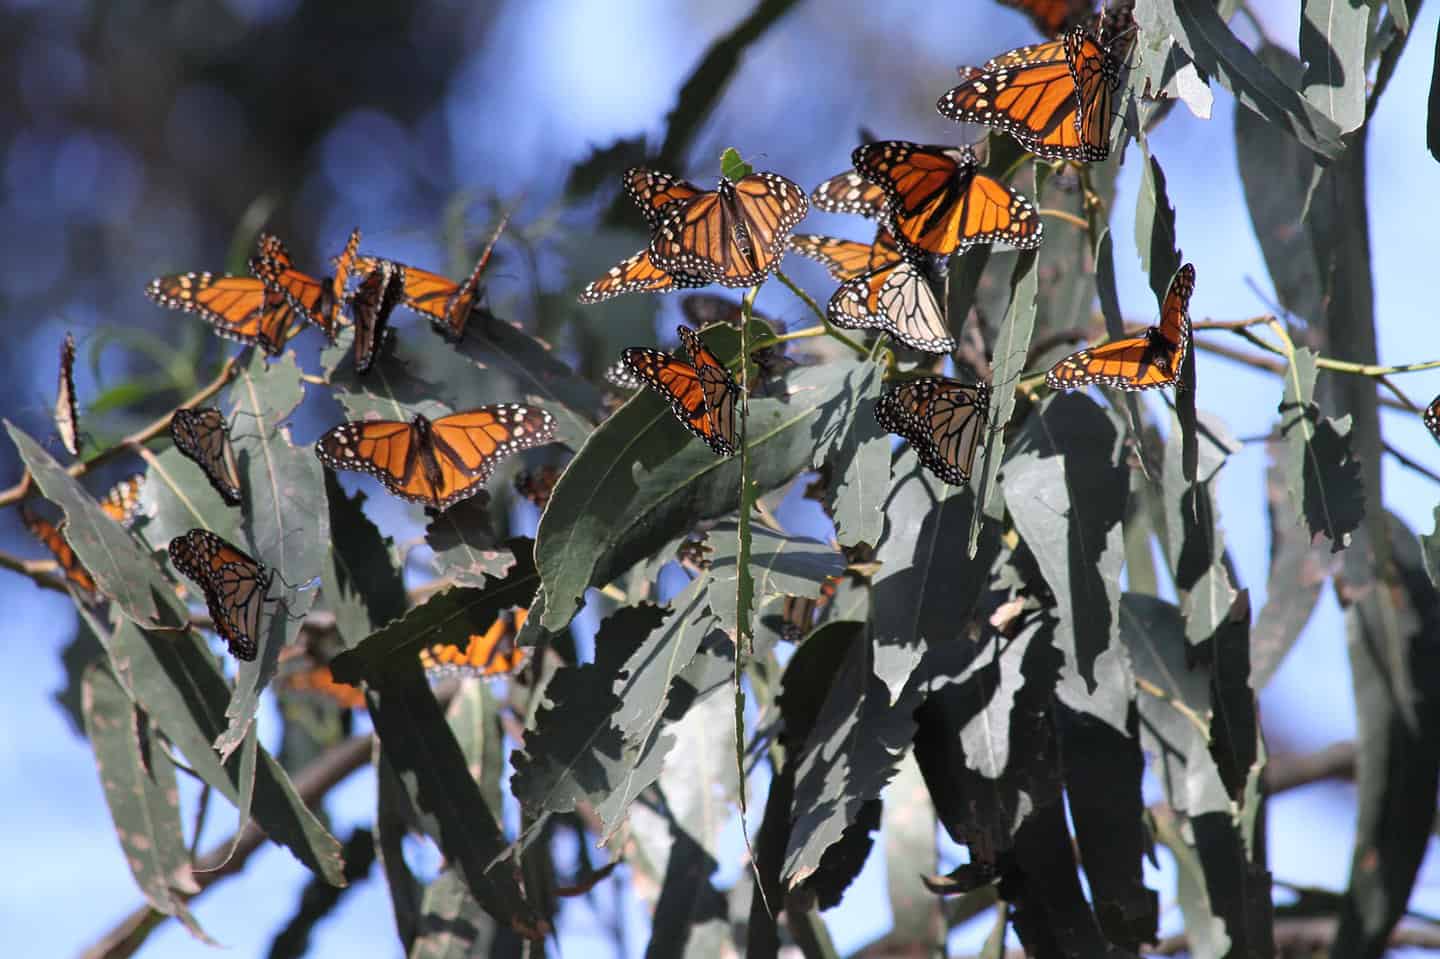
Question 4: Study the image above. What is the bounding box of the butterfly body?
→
[170,407,242,506]
[851,141,1043,258]
[1046,263,1194,391]
[875,377,991,485]
[168,529,272,661]
[316,405,557,511]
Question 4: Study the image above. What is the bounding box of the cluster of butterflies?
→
[144,217,508,373]
[575,3,1199,486]
[27,215,562,664]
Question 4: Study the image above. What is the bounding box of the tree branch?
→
[1262,741,1356,794]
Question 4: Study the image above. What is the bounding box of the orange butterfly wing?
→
[23,508,97,595]
[649,172,807,288]
[809,170,889,218]
[100,474,146,527]
[419,609,528,677]
[252,234,329,333]
[624,168,704,227]
[789,226,902,282]
[145,272,296,356]
[938,38,1090,161]
[578,249,707,303]
[1046,263,1194,391]
[170,407,242,506]
[622,326,739,455]
[852,142,1042,258]
[429,405,559,482]
[279,665,368,710]
[997,0,1096,37]
[874,378,991,485]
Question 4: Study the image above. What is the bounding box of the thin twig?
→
[1262,741,1355,794]
[1036,207,1088,230]
[0,356,241,509]
[772,270,868,357]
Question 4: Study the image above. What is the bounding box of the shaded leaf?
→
[82,663,208,939]
[1134,149,1183,308]
[1161,411,1240,644]
[881,752,944,951]
[1277,348,1365,551]
[424,500,518,587]
[1004,393,1130,730]
[706,523,843,626]
[139,444,241,551]
[408,868,507,959]
[1301,0,1370,133]
[322,472,408,649]
[813,356,889,547]
[1008,800,1113,957]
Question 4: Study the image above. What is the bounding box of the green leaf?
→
[8,424,186,630]
[1160,411,1241,644]
[446,679,506,819]
[105,617,345,883]
[424,498,517,587]
[813,356,889,547]
[1422,505,1440,588]
[1234,45,1325,324]
[54,615,104,736]
[1301,0,1370,132]
[409,869,504,959]
[1137,0,1345,158]
[534,333,861,633]
[1004,393,1131,730]
[376,750,424,950]
[705,523,844,626]
[1335,513,1440,955]
[139,444,241,551]
[1277,347,1365,551]
[1058,705,1157,951]
[1009,801,1114,956]
[720,147,753,180]
[782,626,919,888]
[369,664,546,940]
[873,448,999,705]
[322,473,408,649]
[1134,149,1183,309]
[330,553,539,684]
[82,663,210,941]
[1251,455,1334,687]
[218,350,329,757]
[970,249,1038,553]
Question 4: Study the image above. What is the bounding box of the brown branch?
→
[1262,741,1356,794]
[1146,919,1440,955]
[0,550,68,593]
[1194,337,1411,413]
[81,729,374,959]
[0,355,241,510]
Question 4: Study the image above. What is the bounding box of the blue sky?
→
[1,0,1437,954]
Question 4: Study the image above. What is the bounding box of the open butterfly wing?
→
[428,404,558,482]
[624,168,705,227]
[937,43,1090,161]
[316,418,437,505]
[578,249,707,303]
[170,407,242,506]
[648,172,806,288]
[789,226,902,282]
[420,610,528,677]
[810,170,888,218]
[146,273,295,355]
[253,234,328,332]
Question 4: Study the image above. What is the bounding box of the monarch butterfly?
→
[788,227,903,282]
[1046,262,1194,391]
[851,141,1043,259]
[348,259,405,375]
[622,325,740,456]
[170,407,242,506]
[828,259,955,354]
[316,404,558,511]
[145,268,298,356]
[809,170,889,219]
[56,332,79,457]
[772,577,839,642]
[997,0,1096,37]
[22,507,97,596]
[514,465,562,511]
[253,229,361,342]
[419,608,529,677]
[648,171,809,287]
[168,528,272,661]
[1425,396,1440,442]
[937,26,1124,162]
[353,214,509,342]
[875,377,992,486]
[278,663,368,710]
[99,474,146,528]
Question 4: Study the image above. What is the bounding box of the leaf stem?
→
[773,269,868,357]
[1037,207,1089,230]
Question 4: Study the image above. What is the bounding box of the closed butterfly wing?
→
[316,404,556,510]
[875,377,991,485]
[514,464,562,511]
[279,664,367,710]
[789,226,903,282]
[170,407,242,506]
[622,326,739,456]
[22,507,97,596]
[1046,262,1194,391]
[252,233,330,333]
[168,528,272,661]
[828,259,955,354]
[1426,395,1440,443]
[809,170,888,218]
[1066,28,1124,159]
[99,474,146,528]
[578,249,707,303]
[56,332,79,457]
[851,141,1042,258]
[145,271,296,356]
[677,325,740,453]
[349,259,405,374]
